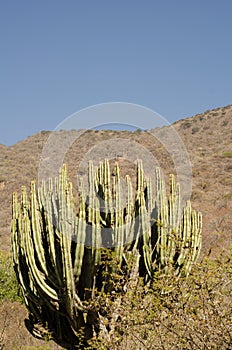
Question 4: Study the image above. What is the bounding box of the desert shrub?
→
[89,252,232,349]
[222,152,232,158]
[0,250,22,302]
[191,127,199,134]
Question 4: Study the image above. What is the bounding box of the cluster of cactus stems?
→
[11,159,202,347]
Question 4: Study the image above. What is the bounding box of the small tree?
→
[91,253,232,349]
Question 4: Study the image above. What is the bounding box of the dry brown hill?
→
[0,105,231,256]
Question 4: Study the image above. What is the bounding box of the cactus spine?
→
[12,160,202,346]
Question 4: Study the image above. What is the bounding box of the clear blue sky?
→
[0,0,231,145]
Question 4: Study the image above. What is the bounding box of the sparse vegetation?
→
[222,151,232,157]
[88,252,232,349]
[0,250,22,303]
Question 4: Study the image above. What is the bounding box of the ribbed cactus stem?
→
[30,181,47,276]
[137,159,144,197]
[139,190,153,279]
[114,171,124,267]
[124,174,134,245]
[88,160,95,224]
[74,187,86,284]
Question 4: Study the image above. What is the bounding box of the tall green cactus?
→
[11,160,202,347]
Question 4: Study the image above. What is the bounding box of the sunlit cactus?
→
[11,160,202,347]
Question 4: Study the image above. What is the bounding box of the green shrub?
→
[89,251,232,349]
[0,250,22,302]
[222,152,232,157]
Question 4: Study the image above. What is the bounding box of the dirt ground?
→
[0,301,62,350]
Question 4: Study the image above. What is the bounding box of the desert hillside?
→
[0,104,231,256]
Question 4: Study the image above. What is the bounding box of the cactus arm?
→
[114,174,124,268]
[43,187,63,286]
[73,196,86,284]
[103,159,113,224]
[30,181,48,275]
[58,166,77,315]
[23,213,59,301]
[138,189,153,278]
